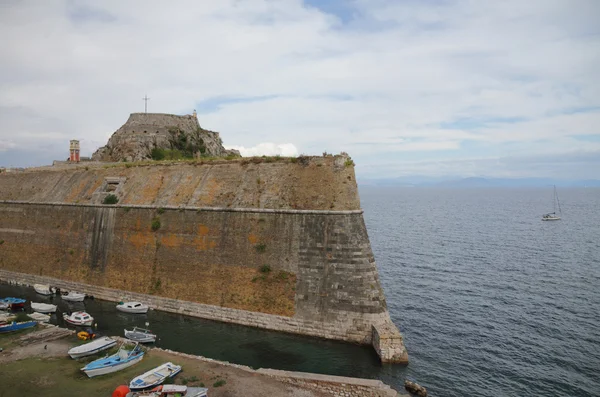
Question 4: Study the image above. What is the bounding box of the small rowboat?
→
[29,312,51,323]
[125,385,209,397]
[61,291,86,302]
[63,311,94,326]
[124,327,156,343]
[68,336,117,359]
[31,302,57,313]
[33,284,56,296]
[81,343,144,377]
[117,301,149,314]
[0,297,26,310]
[0,321,37,333]
[129,362,182,390]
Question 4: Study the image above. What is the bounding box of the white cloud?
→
[226,143,299,157]
[0,141,16,152]
[0,0,598,178]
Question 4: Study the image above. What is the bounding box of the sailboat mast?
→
[555,185,562,215]
[553,185,556,213]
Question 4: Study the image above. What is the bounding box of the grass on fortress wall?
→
[101,153,354,170]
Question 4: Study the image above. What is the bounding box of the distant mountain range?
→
[358,176,600,188]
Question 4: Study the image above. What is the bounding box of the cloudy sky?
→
[0,0,598,179]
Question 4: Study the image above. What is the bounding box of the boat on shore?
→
[117,301,149,314]
[29,312,51,323]
[68,336,117,359]
[63,311,94,326]
[61,291,86,302]
[125,385,208,397]
[0,297,26,310]
[81,343,144,377]
[33,284,55,296]
[129,362,182,390]
[31,302,57,313]
[0,320,37,333]
[124,327,157,343]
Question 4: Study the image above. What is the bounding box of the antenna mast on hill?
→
[142,94,150,113]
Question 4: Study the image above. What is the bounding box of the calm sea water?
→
[2,187,599,396]
[361,187,600,397]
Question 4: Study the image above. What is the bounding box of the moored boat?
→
[0,297,26,310]
[0,320,37,333]
[117,301,149,314]
[33,284,55,296]
[63,311,94,326]
[81,343,144,377]
[61,291,86,302]
[29,312,51,322]
[124,385,208,397]
[129,362,182,390]
[68,336,117,359]
[31,302,58,313]
[124,327,157,343]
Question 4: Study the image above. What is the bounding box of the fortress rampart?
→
[0,157,407,363]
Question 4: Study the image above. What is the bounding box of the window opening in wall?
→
[105,181,120,192]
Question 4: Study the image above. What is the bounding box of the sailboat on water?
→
[542,185,562,221]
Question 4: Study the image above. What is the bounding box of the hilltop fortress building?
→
[0,112,408,363]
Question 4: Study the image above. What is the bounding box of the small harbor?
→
[0,281,408,396]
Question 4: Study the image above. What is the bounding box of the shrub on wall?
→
[255,243,266,253]
[151,217,161,231]
[103,194,119,205]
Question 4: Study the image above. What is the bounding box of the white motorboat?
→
[68,336,117,359]
[33,284,55,296]
[29,312,51,322]
[129,362,182,390]
[61,291,86,302]
[0,301,8,311]
[63,311,94,326]
[117,301,149,314]
[31,302,57,313]
[81,343,144,378]
[124,327,157,343]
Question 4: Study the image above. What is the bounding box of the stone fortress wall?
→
[0,156,407,363]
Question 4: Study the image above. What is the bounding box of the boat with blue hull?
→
[0,297,26,310]
[81,343,144,378]
[0,321,37,333]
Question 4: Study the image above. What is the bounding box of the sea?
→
[1,187,599,396]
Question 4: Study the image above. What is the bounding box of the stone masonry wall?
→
[0,160,407,363]
[0,158,359,211]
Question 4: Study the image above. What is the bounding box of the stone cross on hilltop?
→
[142,94,150,113]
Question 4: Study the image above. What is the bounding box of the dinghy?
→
[129,362,182,390]
[63,311,94,326]
[68,336,117,359]
[81,343,144,377]
[125,385,208,397]
[124,327,157,343]
[29,312,51,322]
[0,301,8,310]
[0,297,26,310]
[33,284,55,296]
[61,291,86,302]
[0,320,37,333]
[31,302,57,313]
[117,301,149,314]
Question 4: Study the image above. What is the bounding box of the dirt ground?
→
[0,328,331,397]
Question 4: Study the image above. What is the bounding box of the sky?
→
[0,0,598,179]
